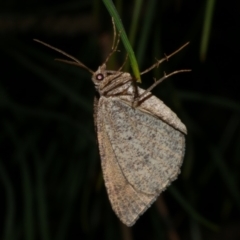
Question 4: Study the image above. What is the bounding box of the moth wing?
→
[101,97,185,195]
[97,98,158,226]
[120,86,187,134]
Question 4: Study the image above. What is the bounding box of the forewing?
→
[101,97,185,195]
[97,97,158,226]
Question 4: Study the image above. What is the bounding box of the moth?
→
[34,30,188,227]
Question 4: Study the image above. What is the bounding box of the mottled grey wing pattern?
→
[97,99,158,226]
[103,97,185,194]
[97,96,185,225]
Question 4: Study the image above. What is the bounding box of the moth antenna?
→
[103,29,121,65]
[33,39,94,74]
[54,59,95,73]
[141,42,190,75]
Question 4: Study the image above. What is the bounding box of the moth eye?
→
[96,73,104,81]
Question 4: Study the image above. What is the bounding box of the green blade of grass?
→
[102,0,141,82]
[136,0,158,67]
[129,0,144,47]
[200,0,216,61]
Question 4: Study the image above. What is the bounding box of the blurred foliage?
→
[1,0,240,240]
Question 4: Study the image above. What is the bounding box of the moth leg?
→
[103,23,121,66]
[99,71,125,91]
[135,70,191,104]
[111,17,117,50]
[118,54,128,72]
[132,78,140,105]
[140,42,189,76]
[103,53,128,76]
[102,75,133,95]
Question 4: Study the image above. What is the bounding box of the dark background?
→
[1,0,240,240]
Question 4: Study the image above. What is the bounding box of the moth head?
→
[91,64,108,86]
